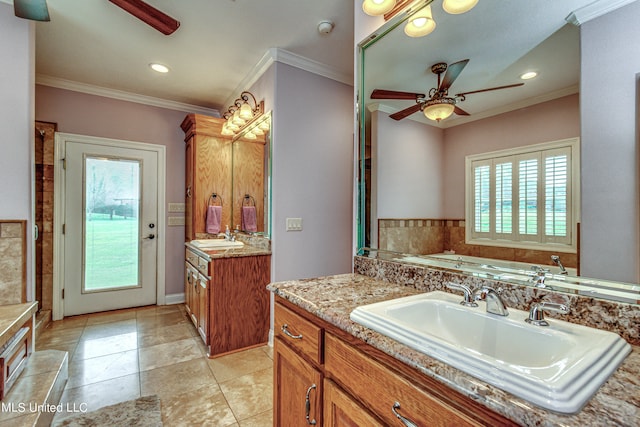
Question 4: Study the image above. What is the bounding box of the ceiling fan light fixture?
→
[442,0,479,14]
[423,98,456,122]
[404,5,436,37]
[362,0,396,16]
[520,71,538,80]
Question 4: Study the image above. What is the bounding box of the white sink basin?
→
[191,239,244,249]
[350,291,630,413]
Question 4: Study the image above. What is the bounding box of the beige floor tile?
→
[136,311,188,332]
[207,346,273,383]
[239,410,273,427]
[220,368,273,421]
[45,315,88,331]
[261,345,273,360]
[53,374,141,424]
[73,332,138,360]
[136,304,181,319]
[38,325,84,344]
[140,358,216,402]
[138,337,202,371]
[161,383,237,427]
[85,309,137,325]
[80,318,137,340]
[0,370,60,422]
[67,349,139,388]
[137,322,194,348]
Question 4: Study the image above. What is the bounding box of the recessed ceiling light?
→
[520,71,537,80]
[150,63,170,73]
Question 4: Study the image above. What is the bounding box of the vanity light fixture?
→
[221,91,264,137]
[520,71,538,80]
[404,4,436,37]
[442,0,479,14]
[423,97,456,122]
[149,63,169,73]
[362,0,396,16]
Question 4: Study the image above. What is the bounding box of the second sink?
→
[350,291,630,413]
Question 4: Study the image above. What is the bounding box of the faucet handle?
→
[446,282,478,307]
[526,302,570,326]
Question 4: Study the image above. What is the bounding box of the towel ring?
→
[243,194,256,207]
[209,193,223,207]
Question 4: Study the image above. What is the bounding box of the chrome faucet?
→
[551,255,568,275]
[446,282,478,307]
[526,302,569,326]
[530,266,549,287]
[473,286,509,316]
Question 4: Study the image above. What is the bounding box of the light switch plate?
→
[286,217,303,231]
[168,203,185,213]
[168,216,185,226]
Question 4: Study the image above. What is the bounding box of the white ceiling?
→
[31,0,354,114]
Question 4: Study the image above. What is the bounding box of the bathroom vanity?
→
[269,271,639,426]
[185,241,270,357]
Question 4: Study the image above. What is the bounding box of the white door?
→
[62,138,160,316]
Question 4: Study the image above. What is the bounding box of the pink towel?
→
[206,205,222,234]
[242,206,258,232]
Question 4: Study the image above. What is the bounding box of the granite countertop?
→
[0,302,38,349]
[185,242,271,259]
[267,273,640,427]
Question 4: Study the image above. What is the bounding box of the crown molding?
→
[368,84,580,129]
[36,74,220,117]
[223,48,353,109]
[566,0,637,25]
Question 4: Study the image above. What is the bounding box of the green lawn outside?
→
[84,214,139,290]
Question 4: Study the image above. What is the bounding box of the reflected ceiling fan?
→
[371,59,524,122]
[14,0,180,35]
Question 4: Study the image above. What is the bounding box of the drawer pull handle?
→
[281,324,303,339]
[392,402,418,427]
[305,384,317,425]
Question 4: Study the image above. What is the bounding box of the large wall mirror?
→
[232,112,272,237]
[357,0,640,304]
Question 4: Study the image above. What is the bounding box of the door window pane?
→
[84,157,141,291]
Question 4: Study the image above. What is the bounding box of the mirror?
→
[232,112,272,237]
[357,0,640,304]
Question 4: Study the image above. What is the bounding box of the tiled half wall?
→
[0,220,26,304]
[378,218,578,270]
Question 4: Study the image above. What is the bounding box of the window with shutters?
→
[465,138,579,252]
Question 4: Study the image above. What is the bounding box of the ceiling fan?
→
[13,0,180,35]
[371,59,524,122]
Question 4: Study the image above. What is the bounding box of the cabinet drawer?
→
[197,256,209,276]
[185,248,199,266]
[325,333,478,427]
[274,303,323,365]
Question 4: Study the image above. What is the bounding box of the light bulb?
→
[239,102,253,120]
[232,109,245,126]
[362,0,396,16]
[442,0,479,14]
[404,5,436,37]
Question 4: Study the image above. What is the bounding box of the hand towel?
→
[206,205,222,234]
[241,206,258,232]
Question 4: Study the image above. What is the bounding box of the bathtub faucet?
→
[551,255,568,275]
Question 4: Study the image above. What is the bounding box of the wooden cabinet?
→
[273,298,517,427]
[181,114,232,241]
[185,246,270,357]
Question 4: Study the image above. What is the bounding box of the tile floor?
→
[36,304,273,426]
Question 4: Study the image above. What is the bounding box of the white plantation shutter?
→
[467,139,578,250]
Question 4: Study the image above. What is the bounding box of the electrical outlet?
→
[168,216,185,226]
[168,203,185,213]
[286,217,303,231]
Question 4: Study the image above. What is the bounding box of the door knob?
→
[143,234,155,240]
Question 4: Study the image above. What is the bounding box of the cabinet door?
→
[186,265,198,327]
[324,379,383,427]
[274,338,322,427]
[197,274,209,344]
[185,138,194,241]
[184,262,192,318]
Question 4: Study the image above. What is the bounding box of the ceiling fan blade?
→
[454,106,470,116]
[14,0,50,21]
[371,89,425,100]
[455,82,524,97]
[389,104,422,121]
[439,59,469,92]
[108,0,180,35]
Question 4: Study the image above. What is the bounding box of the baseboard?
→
[165,293,185,305]
[268,328,274,347]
